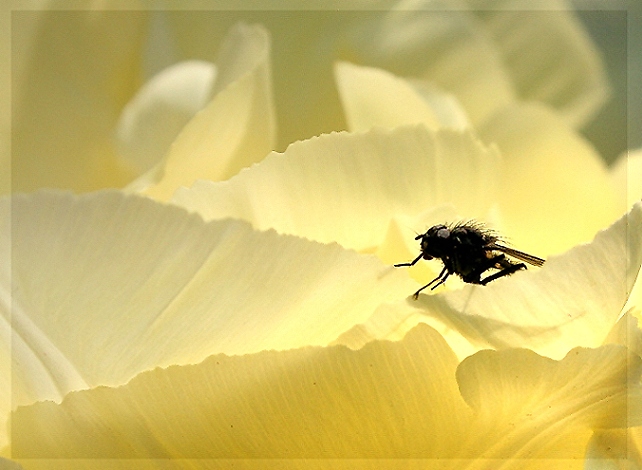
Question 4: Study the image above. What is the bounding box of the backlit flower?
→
[3,3,641,469]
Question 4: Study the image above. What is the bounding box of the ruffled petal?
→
[1,189,415,450]
[456,344,641,461]
[10,324,470,459]
[334,203,642,360]
[173,126,500,252]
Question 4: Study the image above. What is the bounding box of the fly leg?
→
[480,261,526,284]
[394,253,423,268]
[460,254,506,285]
[461,253,526,285]
[412,266,449,299]
[473,254,526,285]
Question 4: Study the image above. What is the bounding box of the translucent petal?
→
[456,344,641,460]
[334,61,467,132]
[604,312,642,358]
[479,103,621,256]
[611,148,642,212]
[131,23,276,200]
[347,2,516,125]
[1,190,415,440]
[416,203,642,359]
[172,126,500,252]
[333,203,642,360]
[115,60,217,174]
[9,325,636,467]
[472,2,611,128]
[10,324,470,459]
[167,10,350,151]
[585,428,642,469]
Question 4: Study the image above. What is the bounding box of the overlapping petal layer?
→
[334,61,468,132]
[470,0,610,128]
[173,126,500,252]
[0,190,415,449]
[9,324,638,469]
[5,5,635,469]
[130,22,276,200]
[479,103,621,255]
[331,61,620,257]
[335,203,642,360]
[115,60,218,174]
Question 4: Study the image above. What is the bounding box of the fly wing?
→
[489,243,545,267]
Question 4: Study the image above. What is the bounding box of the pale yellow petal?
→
[166,7,510,148]
[334,61,459,132]
[409,78,471,130]
[417,203,642,359]
[627,281,642,328]
[115,60,217,174]
[339,203,642,360]
[135,22,276,200]
[471,2,611,128]
[585,428,642,469]
[333,299,482,362]
[348,3,516,125]
[167,10,349,151]
[455,344,641,463]
[479,103,621,256]
[1,189,415,450]
[10,324,470,459]
[604,311,642,358]
[172,126,500,252]
[12,9,146,192]
[9,326,636,468]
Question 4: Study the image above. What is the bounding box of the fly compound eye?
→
[436,228,450,238]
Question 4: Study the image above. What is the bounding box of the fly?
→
[395,222,545,299]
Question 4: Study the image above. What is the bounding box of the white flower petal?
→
[129,22,276,200]
[611,148,642,212]
[1,189,415,450]
[172,126,500,252]
[115,60,217,174]
[456,344,641,460]
[480,103,621,256]
[415,202,642,359]
[334,61,456,132]
[9,324,470,459]
[10,325,635,465]
[611,151,642,337]
[471,1,611,128]
[348,1,516,125]
[333,203,642,361]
